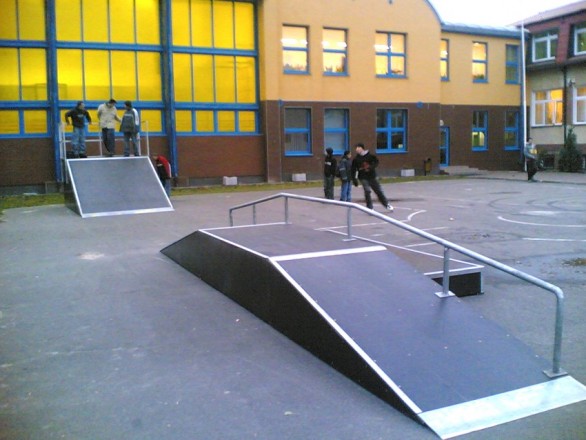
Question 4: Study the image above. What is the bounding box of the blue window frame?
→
[376,109,407,153]
[375,32,406,78]
[472,42,488,83]
[284,108,311,156]
[505,45,520,84]
[440,39,449,81]
[504,110,519,150]
[472,111,488,151]
[282,25,309,74]
[323,28,347,76]
[324,108,348,154]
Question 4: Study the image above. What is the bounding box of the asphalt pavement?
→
[1,170,585,440]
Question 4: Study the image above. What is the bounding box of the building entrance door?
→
[440,127,450,166]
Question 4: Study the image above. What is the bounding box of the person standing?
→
[351,143,393,211]
[64,101,91,158]
[120,101,140,157]
[337,150,352,202]
[152,154,172,197]
[524,137,539,182]
[323,147,337,200]
[97,98,121,156]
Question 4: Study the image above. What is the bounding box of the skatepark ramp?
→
[161,194,586,439]
[64,157,173,218]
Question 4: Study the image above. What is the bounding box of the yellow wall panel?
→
[0,0,18,40]
[440,32,521,106]
[110,0,135,43]
[0,49,20,101]
[258,0,441,103]
[19,0,45,40]
[56,0,81,41]
[136,0,160,44]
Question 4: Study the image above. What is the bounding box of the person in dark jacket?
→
[64,101,91,158]
[338,150,352,202]
[119,101,140,157]
[351,143,393,211]
[323,147,337,200]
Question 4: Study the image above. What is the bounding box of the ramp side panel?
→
[67,157,172,217]
[278,251,550,413]
[160,230,419,418]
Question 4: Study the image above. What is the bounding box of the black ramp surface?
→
[277,250,550,413]
[67,157,172,217]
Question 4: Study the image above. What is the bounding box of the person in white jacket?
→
[97,99,121,156]
[119,101,140,157]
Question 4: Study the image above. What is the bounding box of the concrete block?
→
[401,169,415,177]
[222,176,238,186]
[292,173,306,182]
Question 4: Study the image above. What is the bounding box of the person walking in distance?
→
[97,99,121,156]
[323,147,337,200]
[524,137,539,182]
[64,101,91,158]
[120,101,140,157]
[351,143,393,211]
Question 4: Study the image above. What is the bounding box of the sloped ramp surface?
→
[65,157,173,218]
[161,223,586,438]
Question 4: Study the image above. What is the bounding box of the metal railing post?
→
[285,196,290,224]
[346,206,353,240]
[436,246,454,298]
[253,205,257,225]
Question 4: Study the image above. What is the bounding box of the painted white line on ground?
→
[524,238,586,242]
[498,216,586,228]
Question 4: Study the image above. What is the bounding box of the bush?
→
[558,128,583,172]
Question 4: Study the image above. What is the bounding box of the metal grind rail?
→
[229,192,566,378]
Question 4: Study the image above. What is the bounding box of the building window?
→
[284,108,311,155]
[532,89,563,126]
[282,25,309,74]
[505,45,520,84]
[376,109,407,152]
[323,28,347,75]
[375,32,406,77]
[574,86,586,125]
[172,0,258,135]
[532,30,558,62]
[472,42,487,82]
[324,109,348,153]
[440,39,449,81]
[0,0,48,136]
[472,111,488,151]
[504,111,519,150]
[574,23,586,56]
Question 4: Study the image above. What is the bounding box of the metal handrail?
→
[229,192,566,378]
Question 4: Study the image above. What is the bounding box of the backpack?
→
[337,158,348,180]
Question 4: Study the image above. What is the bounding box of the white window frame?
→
[531,89,563,126]
[573,86,586,125]
[532,31,558,62]
[574,23,586,56]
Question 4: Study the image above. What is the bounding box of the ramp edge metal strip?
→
[419,376,586,439]
[80,206,174,218]
[271,246,387,262]
[269,259,423,415]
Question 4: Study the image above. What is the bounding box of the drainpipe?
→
[562,66,568,146]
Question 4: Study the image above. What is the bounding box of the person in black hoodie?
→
[323,147,337,200]
[351,143,393,211]
[64,101,91,158]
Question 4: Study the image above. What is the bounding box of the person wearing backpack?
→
[119,101,140,157]
[323,147,337,200]
[338,150,352,202]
